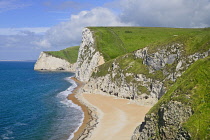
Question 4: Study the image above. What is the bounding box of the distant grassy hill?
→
[88,27,210,61]
[45,46,79,63]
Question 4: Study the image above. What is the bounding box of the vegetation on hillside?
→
[88,27,210,61]
[45,46,79,63]
[93,53,164,81]
[148,56,210,139]
[90,27,210,138]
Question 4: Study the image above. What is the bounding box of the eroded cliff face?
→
[132,101,192,140]
[34,52,76,71]
[80,42,209,106]
[75,28,104,82]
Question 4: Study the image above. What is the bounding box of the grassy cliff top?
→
[88,27,210,61]
[148,56,210,139]
[45,46,79,63]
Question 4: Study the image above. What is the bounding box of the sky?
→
[0,0,210,60]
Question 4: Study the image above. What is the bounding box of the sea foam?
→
[57,77,84,140]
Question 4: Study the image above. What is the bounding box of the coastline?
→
[67,77,99,140]
[67,77,89,140]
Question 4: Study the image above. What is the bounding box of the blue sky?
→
[0,0,114,28]
[0,0,210,60]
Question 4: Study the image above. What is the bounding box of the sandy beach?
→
[82,93,151,140]
[68,78,151,140]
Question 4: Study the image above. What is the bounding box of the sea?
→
[0,61,84,140]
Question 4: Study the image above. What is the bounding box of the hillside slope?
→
[132,56,210,140]
[45,46,79,64]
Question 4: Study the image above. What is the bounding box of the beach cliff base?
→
[68,77,151,140]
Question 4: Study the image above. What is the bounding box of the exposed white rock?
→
[34,52,76,71]
[134,43,182,72]
[76,28,105,82]
[176,61,183,71]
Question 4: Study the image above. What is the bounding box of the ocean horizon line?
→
[0,60,36,62]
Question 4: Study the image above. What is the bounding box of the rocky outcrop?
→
[131,101,192,140]
[80,41,209,106]
[134,44,209,81]
[34,52,76,71]
[76,28,105,82]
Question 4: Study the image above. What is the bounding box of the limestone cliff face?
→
[80,42,209,106]
[75,28,104,82]
[132,101,192,140]
[34,52,76,71]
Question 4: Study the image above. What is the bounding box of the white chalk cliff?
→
[75,28,105,82]
[34,52,76,71]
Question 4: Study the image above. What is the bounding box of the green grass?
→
[45,46,79,63]
[137,85,150,95]
[147,56,210,139]
[88,27,210,61]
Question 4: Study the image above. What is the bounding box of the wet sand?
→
[67,78,90,140]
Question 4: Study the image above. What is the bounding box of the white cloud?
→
[118,0,210,28]
[0,29,50,60]
[36,7,131,49]
[0,31,43,48]
[0,27,50,35]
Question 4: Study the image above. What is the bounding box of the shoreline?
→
[67,77,98,140]
[67,77,90,140]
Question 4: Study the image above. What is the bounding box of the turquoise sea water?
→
[0,61,83,140]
